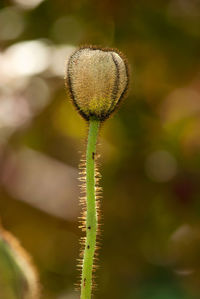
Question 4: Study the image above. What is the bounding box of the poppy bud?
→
[66,46,129,121]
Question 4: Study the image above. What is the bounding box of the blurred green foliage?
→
[0,229,38,299]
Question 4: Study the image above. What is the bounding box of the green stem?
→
[80,119,100,299]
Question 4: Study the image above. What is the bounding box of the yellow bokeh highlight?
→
[52,99,86,139]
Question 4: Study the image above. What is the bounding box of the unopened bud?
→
[66,46,129,121]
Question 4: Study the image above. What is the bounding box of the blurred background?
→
[0,0,200,298]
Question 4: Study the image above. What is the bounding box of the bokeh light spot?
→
[12,0,45,10]
[49,45,76,77]
[145,150,178,182]
[0,7,25,41]
[4,40,51,77]
[51,16,83,44]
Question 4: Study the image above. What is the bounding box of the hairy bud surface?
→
[66,46,129,121]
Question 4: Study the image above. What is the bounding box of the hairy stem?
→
[80,119,100,299]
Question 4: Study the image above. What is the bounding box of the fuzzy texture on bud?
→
[66,46,129,121]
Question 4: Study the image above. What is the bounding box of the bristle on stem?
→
[79,119,100,299]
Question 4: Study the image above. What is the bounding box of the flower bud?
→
[66,46,129,121]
